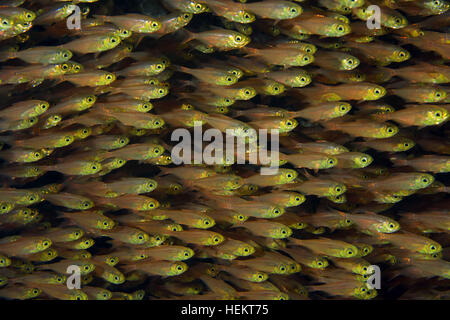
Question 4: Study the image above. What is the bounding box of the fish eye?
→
[337,25,344,31]
[280,266,286,271]
[92,165,97,170]
[111,38,117,43]
[33,289,39,295]
[395,18,401,24]
[159,89,165,94]
[235,36,242,42]
[195,3,202,9]
[2,20,9,26]
[63,53,69,58]
[245,90,250,95]
[303,56,309,61]
[204,220,210,225]
[374,89,381,94]
[149,203,155,208]
[335,187,341,192]
[281,229,287,234]
[62,64,68,70]
[138,234,144,240]
[34,152,40,157]
[227,77,232,82]
[387,127,393,133]
[328,159,335,165]
[347,249,353,255]
[114,276,119,281]
[422,178,428,183]
[435,112,441,117]
[176,265,183,271]
[361,157,367,163]
[184,14,190,19]
[291,8,297,13]
[213,236,220,242]
[106,75,112,80]
[74,65,80,71]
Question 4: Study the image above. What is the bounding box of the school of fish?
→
[0,0,448,300]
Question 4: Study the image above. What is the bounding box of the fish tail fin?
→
[93,15,109,22]
[287,237,302,246]
[173,65,190,74]
[135,35,146,48]
[388,155,407,167]
[0,51,13,62]
[181,29,196,45]
[288,110,303,118]
[370,113,390,122]
[155,167,171,177]
[119,263,137,273]
[351,140,368,151]
[242,47,259,57]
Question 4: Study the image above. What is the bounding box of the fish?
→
[243,46,313,67]
[0,0,447,302]
[93,14,161,33]
[289,238,359,258]
[183,28,251,51]
[61,34,122,54]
